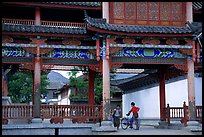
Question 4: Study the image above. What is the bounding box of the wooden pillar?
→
[102,38,111,121]
[88,68,96,105]
[31,70,34,105]
[187,59,196,120]
[2,68,11,96]
[159,67,166,121]
[33,39,41,118]
[186,2,193,22]
[35,7,41,25]
[196,42,200,63]
[96,40,100,61]
[2,71,8,96]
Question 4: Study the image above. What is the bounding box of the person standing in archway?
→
[112,104,122,130]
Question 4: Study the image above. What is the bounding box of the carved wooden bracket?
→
[174,64,188,73]
[41,65,55,70]
[179,49,192,56]
[185,39,193,45]
[20,63,34,70]
[122,38,135,44]
[40,48,54,54]
[22,47,53,55]
[30,38,46,44]
[166,39,179,45]
[89,65,101,73]
[109,37,117,44]
[62,39,81,46]
[2,36,13,43]
[111,63,123,69]
[142,38,160,45]
[110,47,123,55]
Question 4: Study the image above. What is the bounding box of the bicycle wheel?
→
[121,118,128,130]
[133,118,140,130]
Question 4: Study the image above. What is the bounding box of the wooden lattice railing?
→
[41,20,85,28]
[2,104,102,124]
[2,18,35,26]
[2,105,33,119]
[2,18,86,28]
[164,102,202,127]
[41,104,102,119]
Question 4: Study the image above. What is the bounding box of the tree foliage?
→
[68,71,115,105]
[7,71,49,103]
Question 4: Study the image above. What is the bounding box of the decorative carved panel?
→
[122,38,135,44]
[149,2,159,20]
[172,2,182,21]
[62,39,81,46]
[137,2,147,20]
[125,2,136,19]
[160,2,170,21]
[142,39,160,45]
[113,2,124,19]
[110,2,185,26]
[2,36,13,43]
[166,39,179,45]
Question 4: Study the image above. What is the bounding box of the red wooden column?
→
[2,72,8,96]
[187,59,196,120]
[35,7,41,25]
[2,68,11,96]
[159,67,166,121]
[102,38,111,121]
[88,68,96,105]
[31,70,34,105]
[33,39,42,118]
[32,7,42,118]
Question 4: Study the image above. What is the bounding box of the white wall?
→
[122,77,202,119]
[57,89,71,105]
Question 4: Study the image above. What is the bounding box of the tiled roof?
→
[2,24,87,35]
[193,2,202,10]
[186,22,202,39]
[40,2,101,7]
[47,81,65,90]
[84,11,192,34]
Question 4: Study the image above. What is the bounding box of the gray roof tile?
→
[2,24,87,35]
[40,2,101,7]
[193,2,202,10]
[84,11,192,34]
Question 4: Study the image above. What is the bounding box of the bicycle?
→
[121,116,140,130]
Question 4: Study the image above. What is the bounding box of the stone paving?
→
[95,125,201,135]
[3,119,202,135]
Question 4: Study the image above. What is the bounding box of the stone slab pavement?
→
[94,125,201,135]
